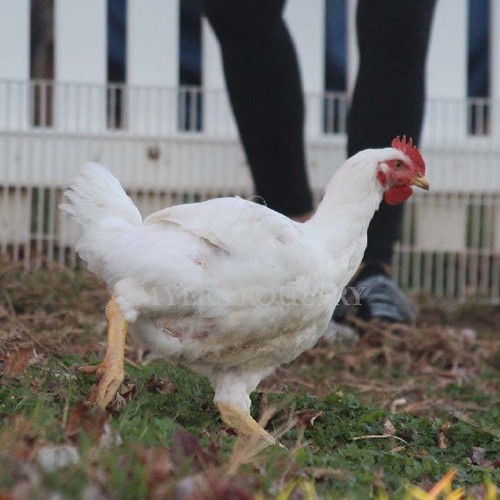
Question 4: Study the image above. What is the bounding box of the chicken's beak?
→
[410,174,430,191]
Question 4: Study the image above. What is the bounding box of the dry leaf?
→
[390,398,407,413]
[171,428,218,472]
[145,374,177,395]
[107,383,137,412]
[119,382,136,399]
[438,421,450,449]
[400,401,430,415]
[390,445,406,453]
[3,347,33,376]
[3,483,29,500]
[383,419,396,436]
[437,431,448,449]
[467,447,493,467]
[0,305,8,320]
[140,447,173,488]
[173,471,253,500]
[65,403,108,444]
[0,416,41,462]
[294,409,324,429]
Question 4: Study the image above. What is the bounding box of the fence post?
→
[0,0,30,131]
[54,0,107,133]
[284,0,325,138]
[491,0,500,143]
[415,0,469,257]
[423,0,468,144]
[492,0,500,277]
[127,0,179,136]
[0,0,30,256]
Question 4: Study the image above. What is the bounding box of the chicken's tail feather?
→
[61,163,142,228]
[60,163,143,277]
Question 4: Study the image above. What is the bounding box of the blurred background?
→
[0,0,499,303]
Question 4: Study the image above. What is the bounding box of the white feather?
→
[60,163,142,277]
[61,149,405,409]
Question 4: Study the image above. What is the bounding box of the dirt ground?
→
[1,260,499,498]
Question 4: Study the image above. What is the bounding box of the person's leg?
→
[334,0,436,324]
[348,0,436,267]
[202,0,313,219]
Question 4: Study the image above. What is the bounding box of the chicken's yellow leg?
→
[79,295,127,408]
[217,402,275,444]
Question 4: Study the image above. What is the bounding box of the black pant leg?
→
[348,0,436,266]
[202,0,313,217]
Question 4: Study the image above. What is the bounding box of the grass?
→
[0,260,499,498]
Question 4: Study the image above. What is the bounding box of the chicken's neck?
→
[307,156,384,252]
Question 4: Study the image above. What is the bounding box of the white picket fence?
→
[1,0,500,303]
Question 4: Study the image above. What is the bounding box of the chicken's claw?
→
[79,295,127,409]
[78,364,102,375]
[79,362,125,408]
[217,402,276,445]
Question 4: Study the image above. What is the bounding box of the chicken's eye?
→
[394,160,404,170]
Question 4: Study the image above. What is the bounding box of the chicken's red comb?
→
[391,135,425,174]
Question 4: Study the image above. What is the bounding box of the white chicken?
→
[61,136,429,442]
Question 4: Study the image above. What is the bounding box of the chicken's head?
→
[376,136,429,205]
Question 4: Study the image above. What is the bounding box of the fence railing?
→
[1,0,500,302]
[0,79,499,303]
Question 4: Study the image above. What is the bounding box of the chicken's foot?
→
[217,402,275,444]
[79,295,127,408]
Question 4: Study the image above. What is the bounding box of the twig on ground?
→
[351,434,409,445]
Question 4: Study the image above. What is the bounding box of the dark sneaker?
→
[333,265,416,325]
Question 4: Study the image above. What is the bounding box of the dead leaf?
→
[107,383,136,412]
[438,431,448,449]
[80,485,107,500]
[390,445,406,453]
[3,347,33,376]
[438,421,450,449]
[44,379,68,401]
[171,428,218,472]
[140,447,173,488]
[0,416,40,462]
[400,401,429,415]
[145,374,177,395]
[390,398,407,413]
[3,483,30,500]
[173,471,253,500]
[0,305,8,320]
[383,419,396,436]
[294,409,324,429]
[467,447,492,467]
[65,403,108,444]
[119,382,136,399]
[460,328,476,348]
